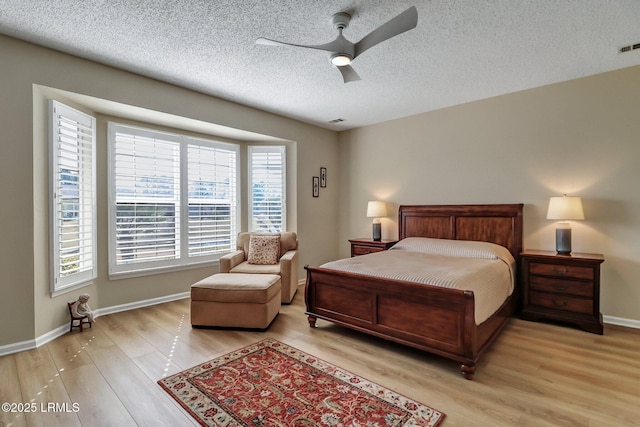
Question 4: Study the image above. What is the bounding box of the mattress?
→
[321,237,516,325]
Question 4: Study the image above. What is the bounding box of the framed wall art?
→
[313,176,319,197]
[320,167,327,187]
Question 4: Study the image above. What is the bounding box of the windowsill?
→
[51,280,93,298]
[109,259,220,281]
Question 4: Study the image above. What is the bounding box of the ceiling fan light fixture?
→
[330,53,352,66]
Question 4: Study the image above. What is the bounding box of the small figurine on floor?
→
[70,293,95,323]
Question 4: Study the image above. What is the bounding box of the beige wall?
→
[338,65,640,322]
[0,35,339,347]
[2,32,638,349]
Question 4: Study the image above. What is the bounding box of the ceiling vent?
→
[619,43,640,53]
[328,118,346,123]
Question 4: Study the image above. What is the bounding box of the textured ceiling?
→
[1,0,640,130]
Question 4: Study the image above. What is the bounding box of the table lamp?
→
[546,194,584,254]
[366,201,387,241]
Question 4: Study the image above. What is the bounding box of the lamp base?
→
[555,227,572,254]
[372,223,381,241]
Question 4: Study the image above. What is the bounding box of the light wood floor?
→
[1,287,639,426]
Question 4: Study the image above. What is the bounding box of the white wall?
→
[338,66,640,323]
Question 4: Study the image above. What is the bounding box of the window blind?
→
[111,127,181,267]
[187,142,237,257]
[50,100,97,293]
[249,146,286,232]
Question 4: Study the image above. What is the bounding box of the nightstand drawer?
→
[529,276,593,298]
[349,239,398,257]
[529,291,592,315]
[529,262,593,280]
[352,245,383,256]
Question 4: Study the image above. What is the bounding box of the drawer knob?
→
[553,284,569,291]
[552,299,568,308]
[551,267,569,275]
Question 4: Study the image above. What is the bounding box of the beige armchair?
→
[219,232,299,303]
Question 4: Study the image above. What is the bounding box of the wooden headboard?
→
[398,204,524,261]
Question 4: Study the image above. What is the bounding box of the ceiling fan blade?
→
[256,37,344,53]
[353,6,418,58]
[337,65,361,83]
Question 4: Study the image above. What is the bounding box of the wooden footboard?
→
[305,266,516,379]
[306,266,471,376]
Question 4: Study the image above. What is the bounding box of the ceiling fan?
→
[256,6,418,83]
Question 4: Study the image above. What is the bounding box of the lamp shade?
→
[366,201,387,218]
[546,195,584,220]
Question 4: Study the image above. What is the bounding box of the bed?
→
[304,204,523,380]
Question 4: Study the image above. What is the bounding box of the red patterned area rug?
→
[158,338,445,426]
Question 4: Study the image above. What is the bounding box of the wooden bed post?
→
[460,364,476,380]
[304,265,318,328]
[307,315,317,328]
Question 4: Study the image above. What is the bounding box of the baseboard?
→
[94,291,190,317]
[34,324,70,349]
[603,315,640,330]
[0,338,38,357]
[0,291,190,357]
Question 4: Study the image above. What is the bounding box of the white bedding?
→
[321,237,516,325]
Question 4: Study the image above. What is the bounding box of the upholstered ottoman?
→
[190,273,281,329]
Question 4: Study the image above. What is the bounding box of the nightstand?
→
[520,250,605,334]
[349,238,398,257]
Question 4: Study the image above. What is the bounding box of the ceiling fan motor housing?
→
[332,12,351,30]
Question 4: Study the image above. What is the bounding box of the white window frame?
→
[248,145,286,232]
[108,123,240,278]
[49,100,97,295]
[186,138,239,261]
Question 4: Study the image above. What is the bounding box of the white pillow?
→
[390,237,514,263]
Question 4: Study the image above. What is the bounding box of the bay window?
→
[108,123,239,277]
